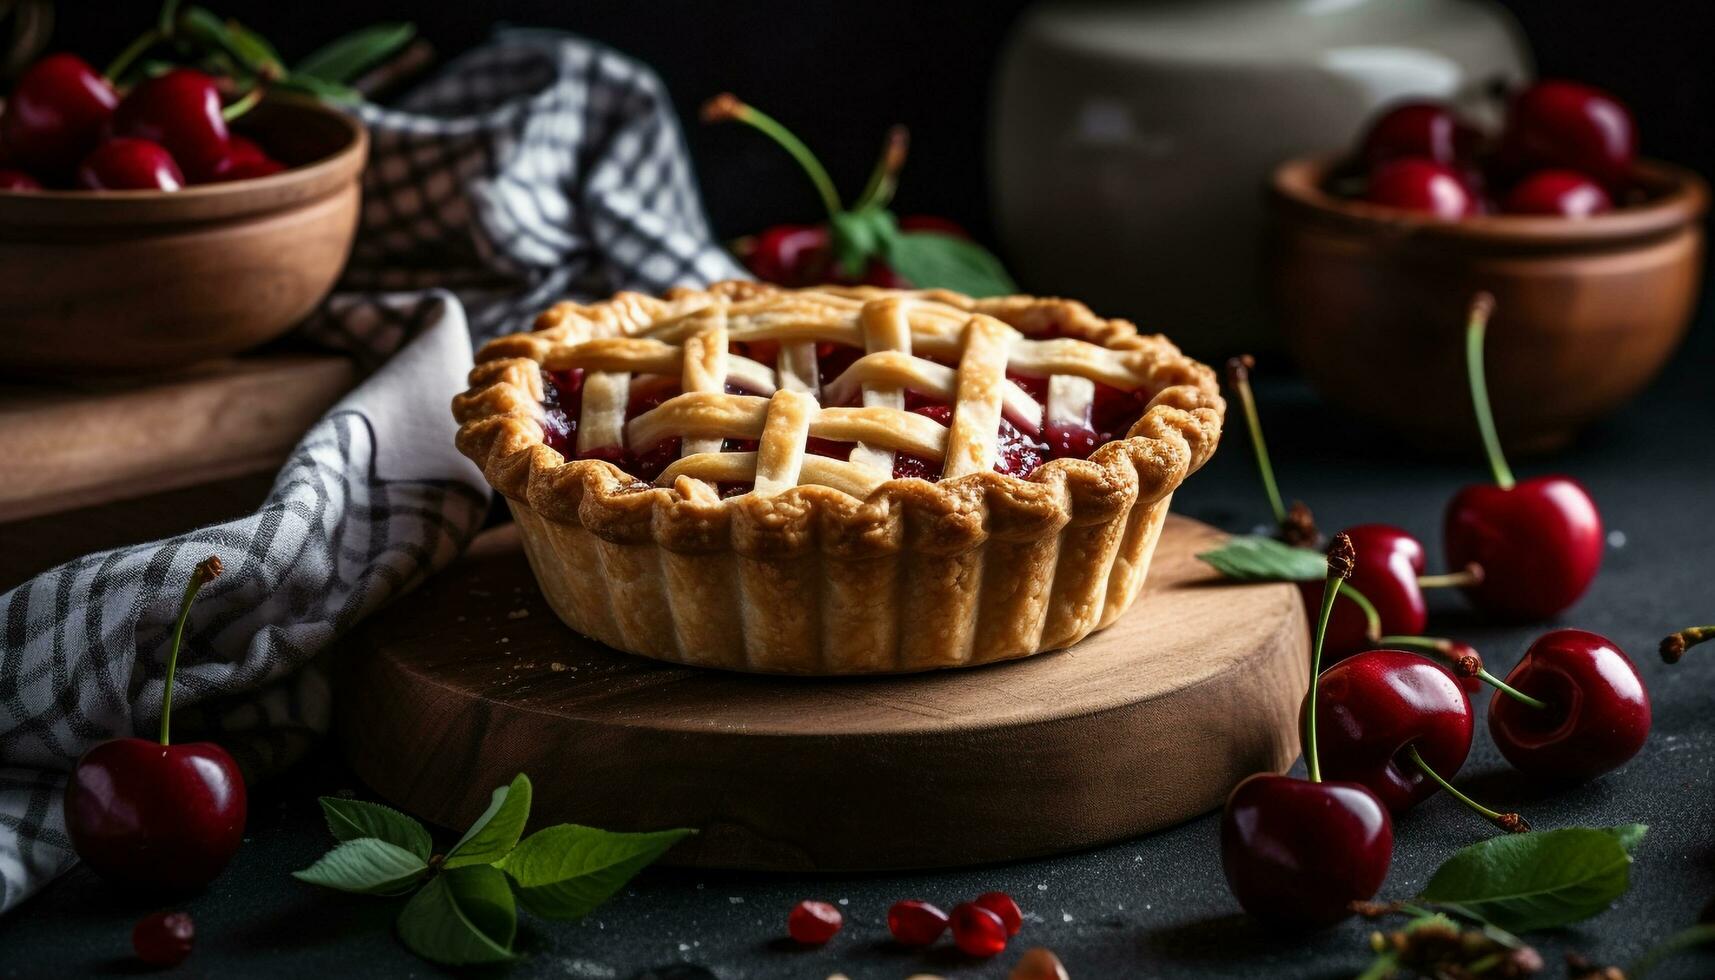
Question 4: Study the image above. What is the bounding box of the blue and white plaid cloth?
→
[0,30,744,914]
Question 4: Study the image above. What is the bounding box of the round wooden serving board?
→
[336,514,1308,871]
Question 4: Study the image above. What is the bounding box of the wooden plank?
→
[336,515,1309,871]
[0,354,356,522]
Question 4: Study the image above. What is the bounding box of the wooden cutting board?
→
[335,514,1309,871]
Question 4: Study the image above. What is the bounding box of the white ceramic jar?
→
[992,0,1530,354]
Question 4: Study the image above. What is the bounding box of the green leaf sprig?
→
[293,774,694,967]
[1196,534,1383,641]
[1416,824,1646,933]
[105,1,416,109]
[701,93,1018,297]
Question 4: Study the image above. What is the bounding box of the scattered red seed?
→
[975,890,1024,936]
[887,899,950,947]
[132,911,195,967]
[951,901,1009,957]
[786,899,843,945]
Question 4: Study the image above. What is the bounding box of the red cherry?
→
[1489,629,1650,782]
[0,54,118,175]
[786,900,842,945]
[886,899,949,947]
[973,891,1023,936]
[897,214,969,238]
[1499,80,1635,187]
[1220,774,1393,928]
[1306,651,1473,812]
[949,902,1008,957]
[112,69,231,183]
[63,558,246,891]
[1445,476,1603,619]
[1298,525,1428,663]
[0,168,43,190]
[1358,102,1479,168]
[208,135,286,182]
[1501,169,1613,217]
[76,138,185,191]
[1364,159,1476,218]
[1447,294,1603,620]
[741,224,829,286]
[132,911,195,967]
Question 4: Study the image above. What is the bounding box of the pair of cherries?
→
[1355,78,1635,219]
[0,53,282,192]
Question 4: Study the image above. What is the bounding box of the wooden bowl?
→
[1266,155,1707,454]
[0,97,366,376]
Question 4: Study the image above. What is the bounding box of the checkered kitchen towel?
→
[0,29,744,914]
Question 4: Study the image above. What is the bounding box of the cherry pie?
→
[453,282,1223,674]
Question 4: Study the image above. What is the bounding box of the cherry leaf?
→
[446,773,533,868]
[1419,825,1645,932]
[396,866,517,966]
[291,838,426,896]
[499,824,694,920]
[1197,534,1329,582]
[828,206,898,279]
[293,23,417,84]
[882,231,1016,297]
[317,797,433,862]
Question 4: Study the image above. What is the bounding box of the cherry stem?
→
[1338,582,1383,643]
[1377,635,1548,710]
[854,125,908,211]
[1661,626,1715,664]
[701,93,843,219]
[221,84,265,123]
[1464,292,1516,491]
[1407,745,1530,834]
[1225,356,1287,528]
[1416,564,1484,590]
[1306,533,1356,783]
[159,556,223,746]
[104,27,162,83]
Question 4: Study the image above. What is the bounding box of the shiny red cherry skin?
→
[1221,774,1392,929]
[75,138,185,191]
[0,168,43,190]
[1502,169,1613,217]
[1499,80,1635,187]
[0,54,119,174]
[1444,475,1603,620]
[132,911,195,967]
[741,224,830,286]
[64,738,246,891]
[1489,629,1650,782]
[1358,102,1480,168]
[1364,158,1476,218]
[897,214,970,238]
[1306,651,1474,812]
[1298,525,1428,664]
[112,69,231,183]
[207,134,286,182]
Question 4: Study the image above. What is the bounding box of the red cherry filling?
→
[537,338,1150,488]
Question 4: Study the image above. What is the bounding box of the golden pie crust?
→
[453,282,1224,674]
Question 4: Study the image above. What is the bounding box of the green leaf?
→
[1608,823,1649,854]
[397,866,517,966]
[178,7,279,77]
[498,824,694,920]
[1197,534,1329,582]
[445,773,533,869]
[292,838,426,895]
[225,19,285,75]
[882,231,1017,297]
[294,23,416,84]
[828,206,899,279]
[275,74,364,105]
[318,797,433,861]
[1419,826,1643,932]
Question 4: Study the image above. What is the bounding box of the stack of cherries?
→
[0,54,284,193]
[1220,294,1653,928]
[1342,78,1637,219]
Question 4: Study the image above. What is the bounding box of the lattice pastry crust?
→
[454,282,1223,674]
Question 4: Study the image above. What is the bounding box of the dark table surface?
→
[3,319,1713,980]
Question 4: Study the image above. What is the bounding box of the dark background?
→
[47,1,1715,249]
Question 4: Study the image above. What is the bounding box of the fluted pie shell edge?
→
[452,282,1224,674]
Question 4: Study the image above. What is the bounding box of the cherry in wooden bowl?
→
[0,97,366,377]
[1266,155,1707,454]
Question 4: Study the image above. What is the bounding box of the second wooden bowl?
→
[1267,156,1707,454]
[0,97,367,377]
